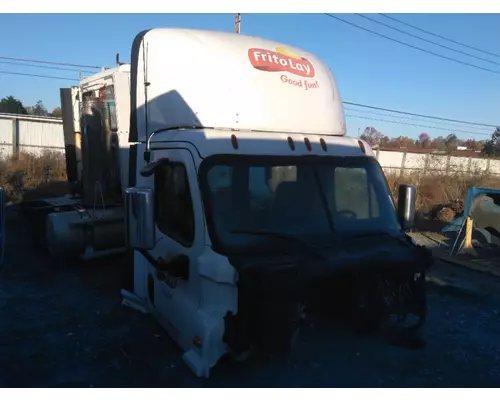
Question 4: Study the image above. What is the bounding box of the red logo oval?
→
[248,48,316,78]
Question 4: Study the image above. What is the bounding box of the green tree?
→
[29,100,48,116]
[391,135,416,149]
[482,127,500,157]
[418,132,431,148]
[379,135,391,147]
[431,136,446,151]
[464,138,483,151]
[50,107,62,118]
[444,134,458,154]
[360,126,385,146]
[0,95,27,114]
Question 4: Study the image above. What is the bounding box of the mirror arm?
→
[140,157,170,177]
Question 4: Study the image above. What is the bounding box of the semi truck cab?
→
[51,28,433,378]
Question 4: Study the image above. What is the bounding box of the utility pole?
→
[235,13,241,34]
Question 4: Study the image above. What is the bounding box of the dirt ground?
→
[1,205,500,387]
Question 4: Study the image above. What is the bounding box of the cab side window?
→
[105,85,118,132]
[154,163,195,246]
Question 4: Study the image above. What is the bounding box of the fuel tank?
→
[45,206,125,260]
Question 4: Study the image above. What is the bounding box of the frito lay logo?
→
[248,47,315,78]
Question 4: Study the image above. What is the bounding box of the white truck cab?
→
[51,28,433,378]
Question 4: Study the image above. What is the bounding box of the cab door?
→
[144,147,205,348]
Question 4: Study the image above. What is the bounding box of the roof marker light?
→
[304,137,312,151]
[319,138,327,152]
[231,134,239,150]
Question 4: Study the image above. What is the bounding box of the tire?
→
[383,272,428,348]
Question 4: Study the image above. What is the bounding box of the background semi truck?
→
[26,28,432,378]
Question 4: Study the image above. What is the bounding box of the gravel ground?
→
[1,206,500,388]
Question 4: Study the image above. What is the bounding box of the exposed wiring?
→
[93,181,106,217]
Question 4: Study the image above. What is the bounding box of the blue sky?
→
[0,13,499,141]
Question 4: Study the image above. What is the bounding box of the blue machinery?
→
[443,187,500,256]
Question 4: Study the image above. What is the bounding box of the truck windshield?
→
[199,155,401,252]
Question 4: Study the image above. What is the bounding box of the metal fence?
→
[375,149,500,176]
[1,113,499,177]
[0,113,65,158]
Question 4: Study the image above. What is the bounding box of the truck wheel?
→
[382,272,427,348]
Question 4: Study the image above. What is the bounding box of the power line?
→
[324,14,500,76]
[343,107,493,132]
[0,60,96,74]
[1,51,497,132]
[378,13,500,59]
[0,56,101,70]
[342,101,499,129]
[355,13,500,67]
[2,72,495,130]
[345,114,492,137]
[0,70,79,81]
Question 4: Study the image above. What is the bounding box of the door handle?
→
[140,250,190,280]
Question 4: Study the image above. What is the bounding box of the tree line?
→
[360,126,500,158]
[0,95,61,118]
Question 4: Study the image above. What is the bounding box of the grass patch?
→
[386,171,500,215]
[0,151,67,203]
[1,152,500,214]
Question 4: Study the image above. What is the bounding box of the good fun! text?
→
[281,75,319,90]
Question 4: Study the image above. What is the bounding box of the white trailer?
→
[38,28,433,378]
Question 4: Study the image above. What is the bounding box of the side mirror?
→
[125,187,156,250]
[397,184,417,231]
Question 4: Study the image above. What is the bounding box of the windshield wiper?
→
[230,229,326,260]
